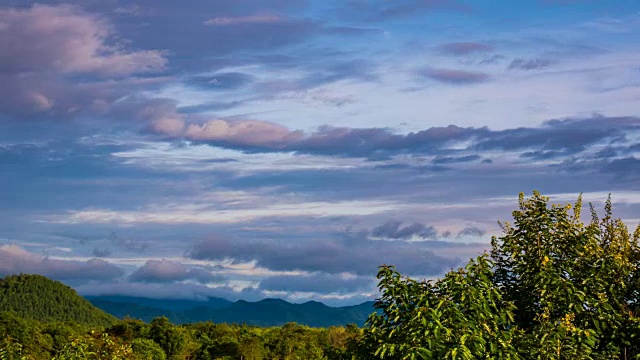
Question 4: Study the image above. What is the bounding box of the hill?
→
[86,295,375,327]
[0,274,116,327]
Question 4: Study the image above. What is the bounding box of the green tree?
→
[52,331,135,360]
[360,256,518,359]
[148,317,186,359]
[130,338,166,360]
[266,323,325,360]
[359,192,640,359]
[491,192,640,358]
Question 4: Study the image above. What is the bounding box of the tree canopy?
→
[360,191,640,359]
[0,274,116,327]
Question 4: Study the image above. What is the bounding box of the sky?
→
[1,0,640,306]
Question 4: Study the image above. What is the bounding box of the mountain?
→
[87,295,375,327]
[0,274,116,327]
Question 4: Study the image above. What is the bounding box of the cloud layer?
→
[1,0,639,305]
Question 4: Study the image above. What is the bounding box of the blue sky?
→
[1,0,639,305]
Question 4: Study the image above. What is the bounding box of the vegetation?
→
[2,192,640,359]
[360,192,640,359]
[0,274,116,327]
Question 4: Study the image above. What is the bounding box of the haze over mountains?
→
[1,274,374,327]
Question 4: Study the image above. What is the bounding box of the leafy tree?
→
[491,192,640,358]
[130,338,166,360]
[360,192,640,359]
[52,331,134,360]
[360,256,518,359]
[266,322,325,360]
[148,316,186,359]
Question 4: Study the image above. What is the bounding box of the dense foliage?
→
[0,313,361,359]
[0,274,116,327]
[360,192,640,359]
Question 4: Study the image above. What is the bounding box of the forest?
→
[2,192,640,359]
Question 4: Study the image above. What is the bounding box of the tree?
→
[148,317,187,359]
[359,192,640,359]
[360,256,518,359]
[130,338,166,360]
[491,191,640,358]
[52,331,135,360]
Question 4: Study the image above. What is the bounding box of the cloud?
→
[508,58,554,70]
[457,226,485,238]
[189,234,467,277]
[0,4,165,76]
[371,221,438,240]
[186,72,254,91]
[183,119,304,147]
[601,157,640,178]
[432,154,481,164]
[437,42,494,56]
[0,244,123,281]
[129,259,220,284]
[0,4,167,118]
[152,118,484,157]
[76,281,266,302]
[92,247,111,258]
[148,116,640,161]
[420,68,491,84]
[259,273,374,294]
[472,116,633,153]
[52,199,401,225]
[204,14,284,26]
[338,0,469,21]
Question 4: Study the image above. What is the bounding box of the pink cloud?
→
[180,119,304,147]
[0,4,166,76]
[0,4,168,117]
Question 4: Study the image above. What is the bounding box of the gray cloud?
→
[371,221,438,240]
[472,116,633,153]
[189,234,464,277]
[259,273,374,294]
[433,154,481,164]
[129,259,220,284]
[186,72,254,91]
[150,116,640,162]
[508,58,554,70]
[420,67,491,84]
[457,226,485,238]
[0,244,124,281]
[92,247,111,258]
[601,157,640,178]
[437,42,494,56]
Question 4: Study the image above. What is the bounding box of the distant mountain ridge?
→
[86,295,375,327]
[0,274,375,327]
[0,274,116,327]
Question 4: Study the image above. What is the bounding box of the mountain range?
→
[86,295,375,327]
[0,274,375,327]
